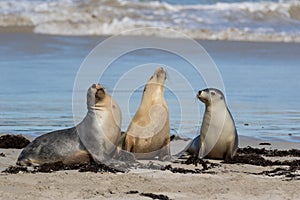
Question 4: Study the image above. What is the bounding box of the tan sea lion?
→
[197,88,238,160]
[124,67,170,160]
[17,84,122,166]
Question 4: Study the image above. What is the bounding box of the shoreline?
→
[1,28,300,44]
[1,132,300,150]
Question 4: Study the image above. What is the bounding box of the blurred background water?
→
[1,0,300,42]
[0,32,299,143]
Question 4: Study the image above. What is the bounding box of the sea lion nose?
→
[92,84,102,90]
[95,84,102,89]
[198,90,202,96]
[156,66,165,73]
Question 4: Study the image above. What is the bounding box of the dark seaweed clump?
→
[226,153,300,168]
[227,147,300,167]
[35,162,125,173]
[162,163,218,175]
[0,134,30,149]
[251,160,300,181]
[140,192,171,200]
[2,161,125,174]
[225,147,300,181]
[125,191,171,200]
[174,146,300,180]
[162,164,203,174]
[237,146,300,157]
[126,190,139,194]
[163,155,220,174]
[183,156,220,169]
[2,166,29,174]
[254,166,300,181]
[259,142,271,146]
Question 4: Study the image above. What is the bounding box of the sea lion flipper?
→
[158,143,171,161]
[174,135,200,158]
[198,142,206,159]
[174,141,191,158]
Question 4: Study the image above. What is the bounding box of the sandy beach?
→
[0,135,299,200]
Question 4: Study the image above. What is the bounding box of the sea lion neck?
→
[87,95,111,111]
[140,84,165,107]
[205,101,226,113]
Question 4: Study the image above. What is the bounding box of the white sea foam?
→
[0,0,300,42]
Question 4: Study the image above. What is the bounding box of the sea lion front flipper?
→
[198,141,206,159]
[76,120,108,163]
[174,135,200,158]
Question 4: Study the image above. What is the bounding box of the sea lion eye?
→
[211,91,216,96]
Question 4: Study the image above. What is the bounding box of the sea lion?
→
[124,67,170,160]
[76,84,122,164]
[197,88,238,160]
[177,88,238,160]
[17,84,122,166]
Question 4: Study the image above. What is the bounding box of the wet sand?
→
[0,135,299,200]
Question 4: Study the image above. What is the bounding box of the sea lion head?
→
[143,67,166,94]
[147,67,166,85]
[197,88,225,106]
[87,84,106,108]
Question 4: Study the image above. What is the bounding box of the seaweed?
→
[225,147,300,180]
[126,190,139,194]
[2,166,28,174]
[237,146,300,157]
[2,161,125,174]
[125,191,171,200]
[0,134,30,149]
[140,192,171,200]
[162,164,216,174]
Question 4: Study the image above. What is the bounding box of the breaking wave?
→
[1,0,300,42]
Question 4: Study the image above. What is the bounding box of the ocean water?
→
[0,0,300,42]
[0,32,299,143]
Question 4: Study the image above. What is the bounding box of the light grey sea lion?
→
[124,67,170,160]
[177,88,238,160]
[17,84,122,166]
[198,88,238,160]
